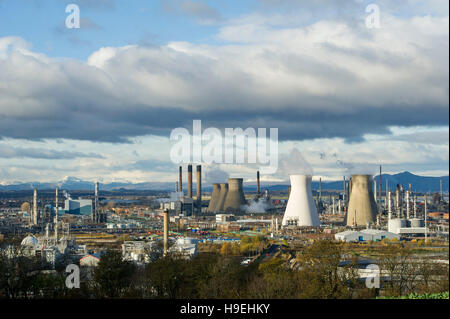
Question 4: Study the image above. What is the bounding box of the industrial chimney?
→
[163,209,169,256]
[282,175,320,226]
[223,178,246,212]
[345,175,378,227]
[207,184,221,213]
[94,181,99,223]
[257,171,260,196]
[216,183,228,211]
[55,187,59,224]
[32,188,38,225]
[187,164,193,198]
[196,165,202,215]
[179,166,183,193]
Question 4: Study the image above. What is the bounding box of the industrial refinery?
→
[0,0,448,304]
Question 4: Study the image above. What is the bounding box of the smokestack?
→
[223,178,246,212]
[163,209,169,256]
[55,187,59,224]
[179,166,183,193]
[319,178,322,203]
[413,195,417,218]
[94,181,99,223]
[379,165,382,207]
[216,183,229,211]
[338,199,342,214]
[345,175,378,227]
[343,176,346,204]
[196,165,202,216]
[388,188,392,220]
[395,185,400,218]
[282,175,320,226]
[188,164,193,198]
[332,197,335,215]
[257,171,260,196]
[33,188,38,225]
[207,184,221,213]
[406,189,410,219]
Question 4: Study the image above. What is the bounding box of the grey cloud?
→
[163,0,223,24]
[127,159,177,172]
[0,13,448,144]
[387,131,450,145]
[0,145,104,159]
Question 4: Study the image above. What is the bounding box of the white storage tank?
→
[409,218,425,228]
[388,218,407,234]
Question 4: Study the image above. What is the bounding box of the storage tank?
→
[388,218,407,233]
[282,175,320,227]
[345,175,378,227]
[207,184,221,213]
[409,218,424,228]
[223,178,246,212]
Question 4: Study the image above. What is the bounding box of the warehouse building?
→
[335,229,400,242]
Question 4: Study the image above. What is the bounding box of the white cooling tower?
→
[282,175,320,227]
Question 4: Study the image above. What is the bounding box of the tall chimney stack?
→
[179,166,183,193]
[55,187,59,224]
[32,188,38,225]
[196,165,202,216]
[379,165,382,207]
[396,185,400,218]
[163,209,169,256]
[406,188,411,219]
[188,164,193,198]
[319,177,322,203]
[94,181,99,223]
[256,171,260,196]
[388,188,392,220]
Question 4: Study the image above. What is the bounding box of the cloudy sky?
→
[0,0,448,185]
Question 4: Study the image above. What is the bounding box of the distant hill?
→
[258,172,448,193]
[0,171,447,193]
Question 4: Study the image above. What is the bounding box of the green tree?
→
[93,250,136,298]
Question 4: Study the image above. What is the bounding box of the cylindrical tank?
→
[410,218,424,228]
[388,218,407,233]
[207,184,221,212]
[345,175,378,227]
[223,178,246,212]
[216,183,228,211]
[282,175,320,227]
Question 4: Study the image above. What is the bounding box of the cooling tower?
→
[282,175,320,227]
[345,175,378,227]
[223,178,246,211]
[207,184,221,212]
[216,183,228,211]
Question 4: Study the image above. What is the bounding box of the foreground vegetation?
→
[0,240,448,299]
[378,292,449,299]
